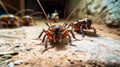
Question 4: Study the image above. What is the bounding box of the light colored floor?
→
[0,20,120,67]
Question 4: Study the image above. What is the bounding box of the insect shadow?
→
[40,38,76,53]
[75,30,99,37]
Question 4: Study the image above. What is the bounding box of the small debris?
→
[1,54,12,61]
[79,60,82,62]
[48,56,53,59]
[81,64,85,67]
[0,51,18,56]
[90,40,94,42]
[15,43,20,47]
[70,61,74,64]
[14,60,23,65]
[54,65,59,67]
[24,62,29,65]
[7,62,14,67]
[117,33,120,36]
[14,39,20,47]
[0,62,7,67]
[99,28,104,31]
[7,60,23,67]
[26,48,32,51]
[67,59,74,64]
[67,59,71,62]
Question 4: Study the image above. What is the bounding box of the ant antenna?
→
[30,12,42,16]
[86,0,88,18]
[37,0,52,27]
[63,1,81,26]
[0,0,9,14]
[15,9,34,16]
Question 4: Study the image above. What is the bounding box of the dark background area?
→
[25,0,66,18]
[0,0,68,18]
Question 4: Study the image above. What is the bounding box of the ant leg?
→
[40,35,46,45]
[85,24,89,29]
[19,20,23,26]
[93,27,96,34]
[68,35,76,46]
[91,27,96,34]
[34,20,37,25]
[38,31,44,38]
[59,36,62,43]
[66,23,71,28]
[42,38,48,53]
[43,40,55,53]
[71,27,74,30]
[70,30,76,39]
[47,45,55,51]
[35,31,44,40]
[80,26,84,37]
[4,24,8,28]
[70,30,79,40]
[2,22,8,28]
